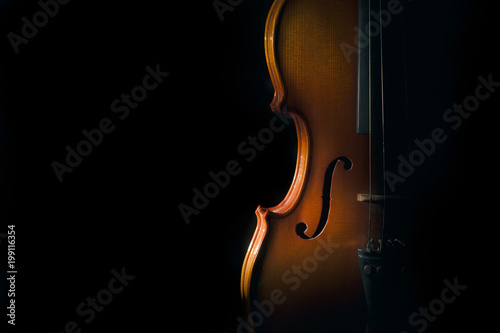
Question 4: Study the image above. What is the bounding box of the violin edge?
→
[241,1,313,330]
[262,0,311,217]
[265,0,287,114]
[240,109,310,332]
[240,0,287,321]
[240,206,268,333]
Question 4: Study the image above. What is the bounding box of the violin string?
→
[379,0,387,250]
[367,0,373,246]
[400,7,411,155]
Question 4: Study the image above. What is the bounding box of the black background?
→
[0,0,498,332]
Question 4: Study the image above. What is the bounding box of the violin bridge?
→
[357,194,400,203]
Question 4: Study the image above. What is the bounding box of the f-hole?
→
[296,156,353,240]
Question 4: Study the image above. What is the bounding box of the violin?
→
[240,0,412,332]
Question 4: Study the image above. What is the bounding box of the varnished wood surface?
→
[241,1,376,332]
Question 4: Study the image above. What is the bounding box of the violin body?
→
[241,0,384,332]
